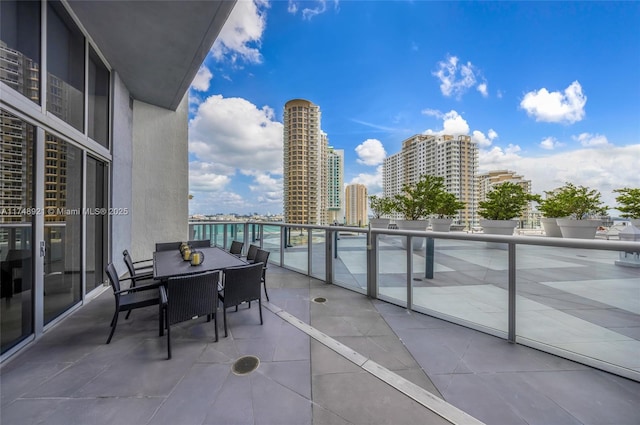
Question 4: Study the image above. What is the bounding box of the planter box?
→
[556,218,600,239]
[430,218,453,232]
[480,219,518,249]
[369,218,390,229]
[396,220,427,250]
[540,217,563,237]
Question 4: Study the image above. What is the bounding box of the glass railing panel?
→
[515,244,640,374]
[377,234,409,306]
[310,228,326,280]
[283,226,309,274]
[261,224,281,264]
[333,229,367,294]
[411,238,509,334]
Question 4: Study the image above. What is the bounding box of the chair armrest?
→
[133,258,153,264]
[159,286,168,306]
[114,281,160,295]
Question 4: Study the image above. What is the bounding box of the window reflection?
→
[47,1,84,132]
[88,46,110,147]
[44,133,82,324]
[0,109,35,354]
[0,0,41,104]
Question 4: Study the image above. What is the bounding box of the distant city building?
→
[283,99,345,226]
[327,147,344,223]
[345,183,367,227]
[383,134,478,226]
[477,170,535,227]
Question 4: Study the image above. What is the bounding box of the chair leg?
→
[263,278,269,301]
[106,311,119,344]
[125,310,132,320]
[167,322,171,360]
[223,306,228,337]
[258,299,263,325]
[213,310,218,342]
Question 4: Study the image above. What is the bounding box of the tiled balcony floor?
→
[1,265,639,425]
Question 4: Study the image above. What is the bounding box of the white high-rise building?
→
[327,147,344,223]
[383,134,478,225]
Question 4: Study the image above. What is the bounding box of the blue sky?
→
[187,0,640,216]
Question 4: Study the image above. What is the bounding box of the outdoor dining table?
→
[153,246,247,280]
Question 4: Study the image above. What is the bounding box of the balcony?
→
[1,222,638,424]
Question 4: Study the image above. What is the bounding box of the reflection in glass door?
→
[0,110,35,354]
[43,134,82,324]
[85,157,107,293]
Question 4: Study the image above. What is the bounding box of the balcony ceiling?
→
[67,0,235,110]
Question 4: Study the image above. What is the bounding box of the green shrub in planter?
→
[392,174,444,220]
[369,195,394,219]
[478,182,535,221]
[614,187,640,219]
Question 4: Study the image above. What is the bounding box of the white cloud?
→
[573,132,611,147]
[424,110,470,136]
[540,136,563,150]
[432,55,487,99]
[471,129,498,148]
[355,139,386,166]
[189,161,232,192]
[211,0,269,64]
[288,0,339,20]
[520,81,587,124]
[477,82,488,97]
[188,94,284,213]
[348,165,384,194]
[191,66,213,92]
[479,144,640,212]
[189,94,284,175]
[421,108,443,118]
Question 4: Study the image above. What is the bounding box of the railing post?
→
[425,237,434,279]
[280,226,286,267]
[407,236,413,311]
[367,230,377,298]
[325,228,333,284]
[308,227,313,276]
[508,242,516,343]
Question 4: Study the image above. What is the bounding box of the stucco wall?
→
[131,95,189,260]
[110,73,133,276]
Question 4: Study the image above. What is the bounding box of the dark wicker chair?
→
[122,249,153,282]
[160,271,219,359]
[105,262,162,344]
[189,239,211,248]
[253,248,271,301]
[155,240,210,252]
[218,263,264,337]
[229,240,244,257]
[245,244,259,263]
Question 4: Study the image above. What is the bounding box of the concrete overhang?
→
[67,0,236,110]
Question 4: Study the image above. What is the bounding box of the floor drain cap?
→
[232,355,260,375]
[312,297,327,304]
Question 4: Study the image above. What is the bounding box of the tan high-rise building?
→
[383,134,478,226]
[477,170,535,227]
[283,99,328,225]
[345,184,367,227]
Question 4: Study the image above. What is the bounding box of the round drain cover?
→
[232,355,260,375]
[312,297,327,304]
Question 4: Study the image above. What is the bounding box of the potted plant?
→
[478,182,535,247]
[368,195,394,229]
[554,183,607,239]
[536,189,572,237]
[614,187,640,228]
[431,191,465,232]
[391,174,443,249]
